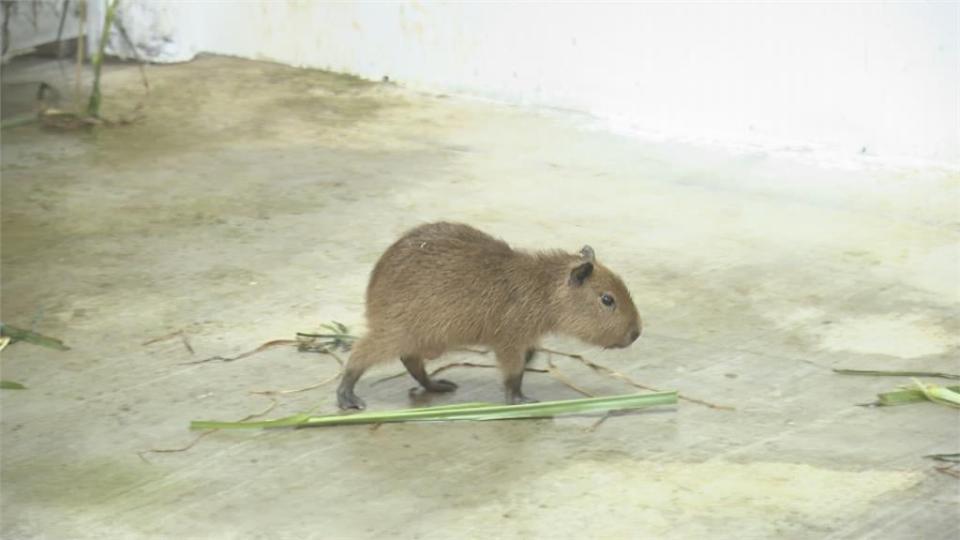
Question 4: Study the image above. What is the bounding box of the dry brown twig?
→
[138,396,279,462]
[539,352,617,432]
[183,339,299,365]
[180,334,195,355]
[538,347,734,411]
[250,371,342,396]
[141,332,179,346]
[834,368,960,380]
[373,347,729,411]
[587,413,612,432]
[185,330,728,412]
[371,361,548,387]
[167,324,720,453]
[934,466,960,479]
[142,330,194,355]
[251,351,345,395]
[544,353,595,398]
[143,327,351,456]
[73,0,84,110]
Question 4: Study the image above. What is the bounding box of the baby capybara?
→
[337,222,642,409]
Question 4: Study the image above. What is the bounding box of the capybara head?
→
[555,245,642,349]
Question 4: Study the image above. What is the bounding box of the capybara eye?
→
[601,293,615,307]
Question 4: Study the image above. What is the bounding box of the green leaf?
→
[834,368,960,380]
[1,114,39,129]
[0,323,70,351]
[877,385,960,406]
[191,391,678,430]
[1,380,27,390]
[912,379,960,408]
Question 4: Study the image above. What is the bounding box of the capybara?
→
[337,222,641,409]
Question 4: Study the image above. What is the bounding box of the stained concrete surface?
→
[1,55,958,539]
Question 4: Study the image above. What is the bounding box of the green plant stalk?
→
[834,368,960,380]
[191,391,678,430]
[1,113,39,129]
[912,379,960,408]
[0,381,26,390]
[193,402,495,430]
[877,385,960,406]
[86,0,120,117]
[0,323,70,351]
[296,332,358,340]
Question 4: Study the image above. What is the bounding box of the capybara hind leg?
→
[337,369,366,410]
[401,355,458,393]
[337,335,393,410]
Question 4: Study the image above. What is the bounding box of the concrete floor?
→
[1,55,958,539]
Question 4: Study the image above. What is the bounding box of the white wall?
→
[2,0,80,61]
[107,1,959,165]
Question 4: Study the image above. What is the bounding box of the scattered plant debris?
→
[372,361,547,387]
[0,323,69,350]
[871,384,960,407]
[142,330,195,355]
[184,339,298,365]
[3,0,148,132]
[540,347,734,411]
[186,321,355,365]
[834,368,960,380]
[0,336,25,389]
[145,320,726,455]
[139,396,278,462]
[250,350,345,396]
[191,392,679,430]
[295,321,355,352]
[911,378,960,408]
[933,466,960,479]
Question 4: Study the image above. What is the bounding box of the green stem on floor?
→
[876,385,960,406]
[86,0,120,118]
[296,332,358,340]
[1,114,39,129]
[191,391,678,430]
[0,323,70,351]
[834,368,960,380]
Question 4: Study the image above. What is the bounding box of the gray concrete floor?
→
[2,55,958,539]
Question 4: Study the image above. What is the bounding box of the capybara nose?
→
[629,329,641,343]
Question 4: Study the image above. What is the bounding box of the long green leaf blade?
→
[876,385,960,406]
[835,368,960,380]
[191,391,678,430]
[0,323,70,351]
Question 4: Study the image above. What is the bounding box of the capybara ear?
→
[579,245,595,262]
[569,261,594,286]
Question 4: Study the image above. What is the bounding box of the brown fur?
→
[337,222,642,409]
